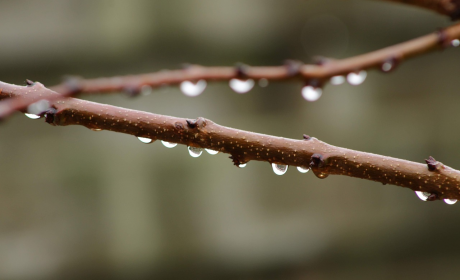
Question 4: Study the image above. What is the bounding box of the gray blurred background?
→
[1,0,460,279]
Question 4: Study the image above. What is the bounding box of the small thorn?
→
[284,60,303,77]
[303,134,311,140]
[186,119,197,128]
[25,79,35,86]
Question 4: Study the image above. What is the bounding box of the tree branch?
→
[1,81,459,202]
[1,23,459,121]
[382,0,460,19]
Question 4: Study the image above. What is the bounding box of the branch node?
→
[425,156,444,171]
[44,107,57,125]
[123,85,140,97]
[436,28,450,48]
[175,122,184,132]
[427,193,439,201]
[235,63,249,79]
[310,153,324,168]
[186,119,197,129]
[284,60,303,77]
[25,79,35,87]
[303,134,311,140]
[63,76,83,95]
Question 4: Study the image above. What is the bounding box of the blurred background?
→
[1,0,460,279]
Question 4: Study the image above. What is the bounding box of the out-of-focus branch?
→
[1,23,459,121]
[382,0,460,19]
[1,81,459,202]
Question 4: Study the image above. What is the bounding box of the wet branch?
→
[1,81,460,201]
[1,23,459,120]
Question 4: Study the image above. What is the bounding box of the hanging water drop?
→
[315,172,329,179]
[258,78,269,87]
[205,149,219,155]
[301,85,322,102]
[330,75,345,85]
[381,62,393,72]
[444,198,457,205]
[415,191,430,201]
[272,163,288,175]
[138,137,153,144]
[229,79,255,94]
[297,166,310,173]
[27,99,50,115]
[238,163,247,168]
[347,70,367,85]
[161,141,177,148]
[141,85,153,96]
[451,39,460,47]
[91,128,102,132]
[25,113,41,119]
[180,80,207,97]
[188,146,203,158]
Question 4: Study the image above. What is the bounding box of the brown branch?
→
[1,23,460,121]
[2,81,460,202]
[382,0,460,19]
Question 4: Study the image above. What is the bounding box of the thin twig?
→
[1,81,459,202]
[1,23,459,120]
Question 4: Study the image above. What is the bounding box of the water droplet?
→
[205,149,219,155]
[272,163,288,175]
[330,75,345,85]
[347,70,367,85]
[316,172,329,179]
[451,39,460,47]
[91,128,102,131]
[229,79,254,94]
[238,163,247,168]
[258,78,269,87]
[138,137,153,144]
[141,85,153,96]
[180,80,207,97]
[297,166,310,173]
[381,62,393,72]
[415,191,430,201]
[188,146,203,158]
[161,141,177,148]
[301,85,322,102]
[27,99,50,115]
[24,113,41,119]
[444,198,457,205]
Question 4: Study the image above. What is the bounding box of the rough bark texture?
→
[1,81,460,201]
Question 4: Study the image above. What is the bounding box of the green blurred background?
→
[1,0,460,279]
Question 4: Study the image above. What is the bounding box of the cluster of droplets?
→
[179,77,269,97]
[415,191,457,205]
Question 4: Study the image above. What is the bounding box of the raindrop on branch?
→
[258,78,269,87]
[272,163,288,175]
[161,141,177,148]
[297,166,310,173]
[27,100,50,115]
[347,70,367,85]
[301,85,322,102]
[180,80,207,97]
[25,113,41,119]
[444,198,457,205]
[91,128,102,132]
[415,191,430,201]
[238,163,247,168]
[138,137,153,144]
[229,79,254,94]
[188,146,203,158]
[451,39,460,47]
[205,149,219,155]
[330,75,345,85]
